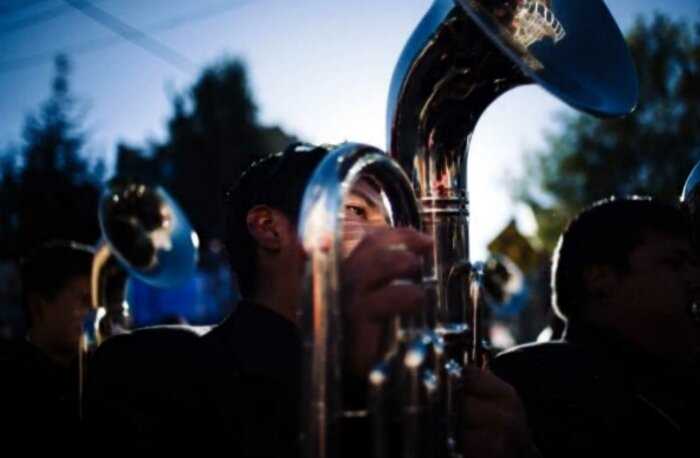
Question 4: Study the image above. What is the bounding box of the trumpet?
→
[298,0,637,457]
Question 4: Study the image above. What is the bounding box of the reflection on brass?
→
[467,0,566,70]
[101,183,171,271]
[89,180,199,342]
[512,0,566,48]
[300,0,637,456]
[298,144,423,458]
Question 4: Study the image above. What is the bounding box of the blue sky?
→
[1,0,698,258]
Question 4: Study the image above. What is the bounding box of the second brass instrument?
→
[299,1,638,457]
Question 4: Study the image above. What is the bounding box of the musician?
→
[492,197,700,457]
[85,143,538,457]
[200,142,538,457]
[0,241,92,450]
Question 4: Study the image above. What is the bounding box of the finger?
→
[357,283,427,321]
[344,283,426,377]
[343,245,424,290]
[353,227,433,258]
[462,405,535,458]
[462,366,520,402]
[342,227,432,289]
[463,395,515,429]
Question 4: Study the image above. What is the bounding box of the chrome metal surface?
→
[298,143,424,458]
[99,180,199,287]
[90,180,199,341]
[301,0,638,456]
[383,0,637,456]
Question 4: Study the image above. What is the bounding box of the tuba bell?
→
[89,179,199,342]
[299,1,638,457]
[80,179,199,415]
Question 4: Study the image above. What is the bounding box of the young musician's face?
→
[341,178,391,258]
[602,231,700,359]
[42,275,91,352]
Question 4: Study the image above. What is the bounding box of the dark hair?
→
[21,241,94,326]
[552,196,689,322]
[223,143,329,297]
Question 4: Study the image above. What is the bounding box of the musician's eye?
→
[345,204,368,220]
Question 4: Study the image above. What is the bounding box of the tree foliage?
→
[0,56,102,257]
[519,14,700,251]
[116,58,298,252]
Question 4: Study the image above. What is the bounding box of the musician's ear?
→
[246,205,289,251]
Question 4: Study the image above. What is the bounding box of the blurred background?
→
[1,0,698,346]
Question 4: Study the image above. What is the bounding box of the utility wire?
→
[0,0,108,37]
[0,0,253,74]
[0,0,51,16]
[64,0,196,74]
[144,0,253,34]
[1,3,73,35]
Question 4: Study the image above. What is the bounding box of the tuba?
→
[680,161,700,323]
[80,179,199,414]
[89,179,199,341]
[298,1,637,457]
